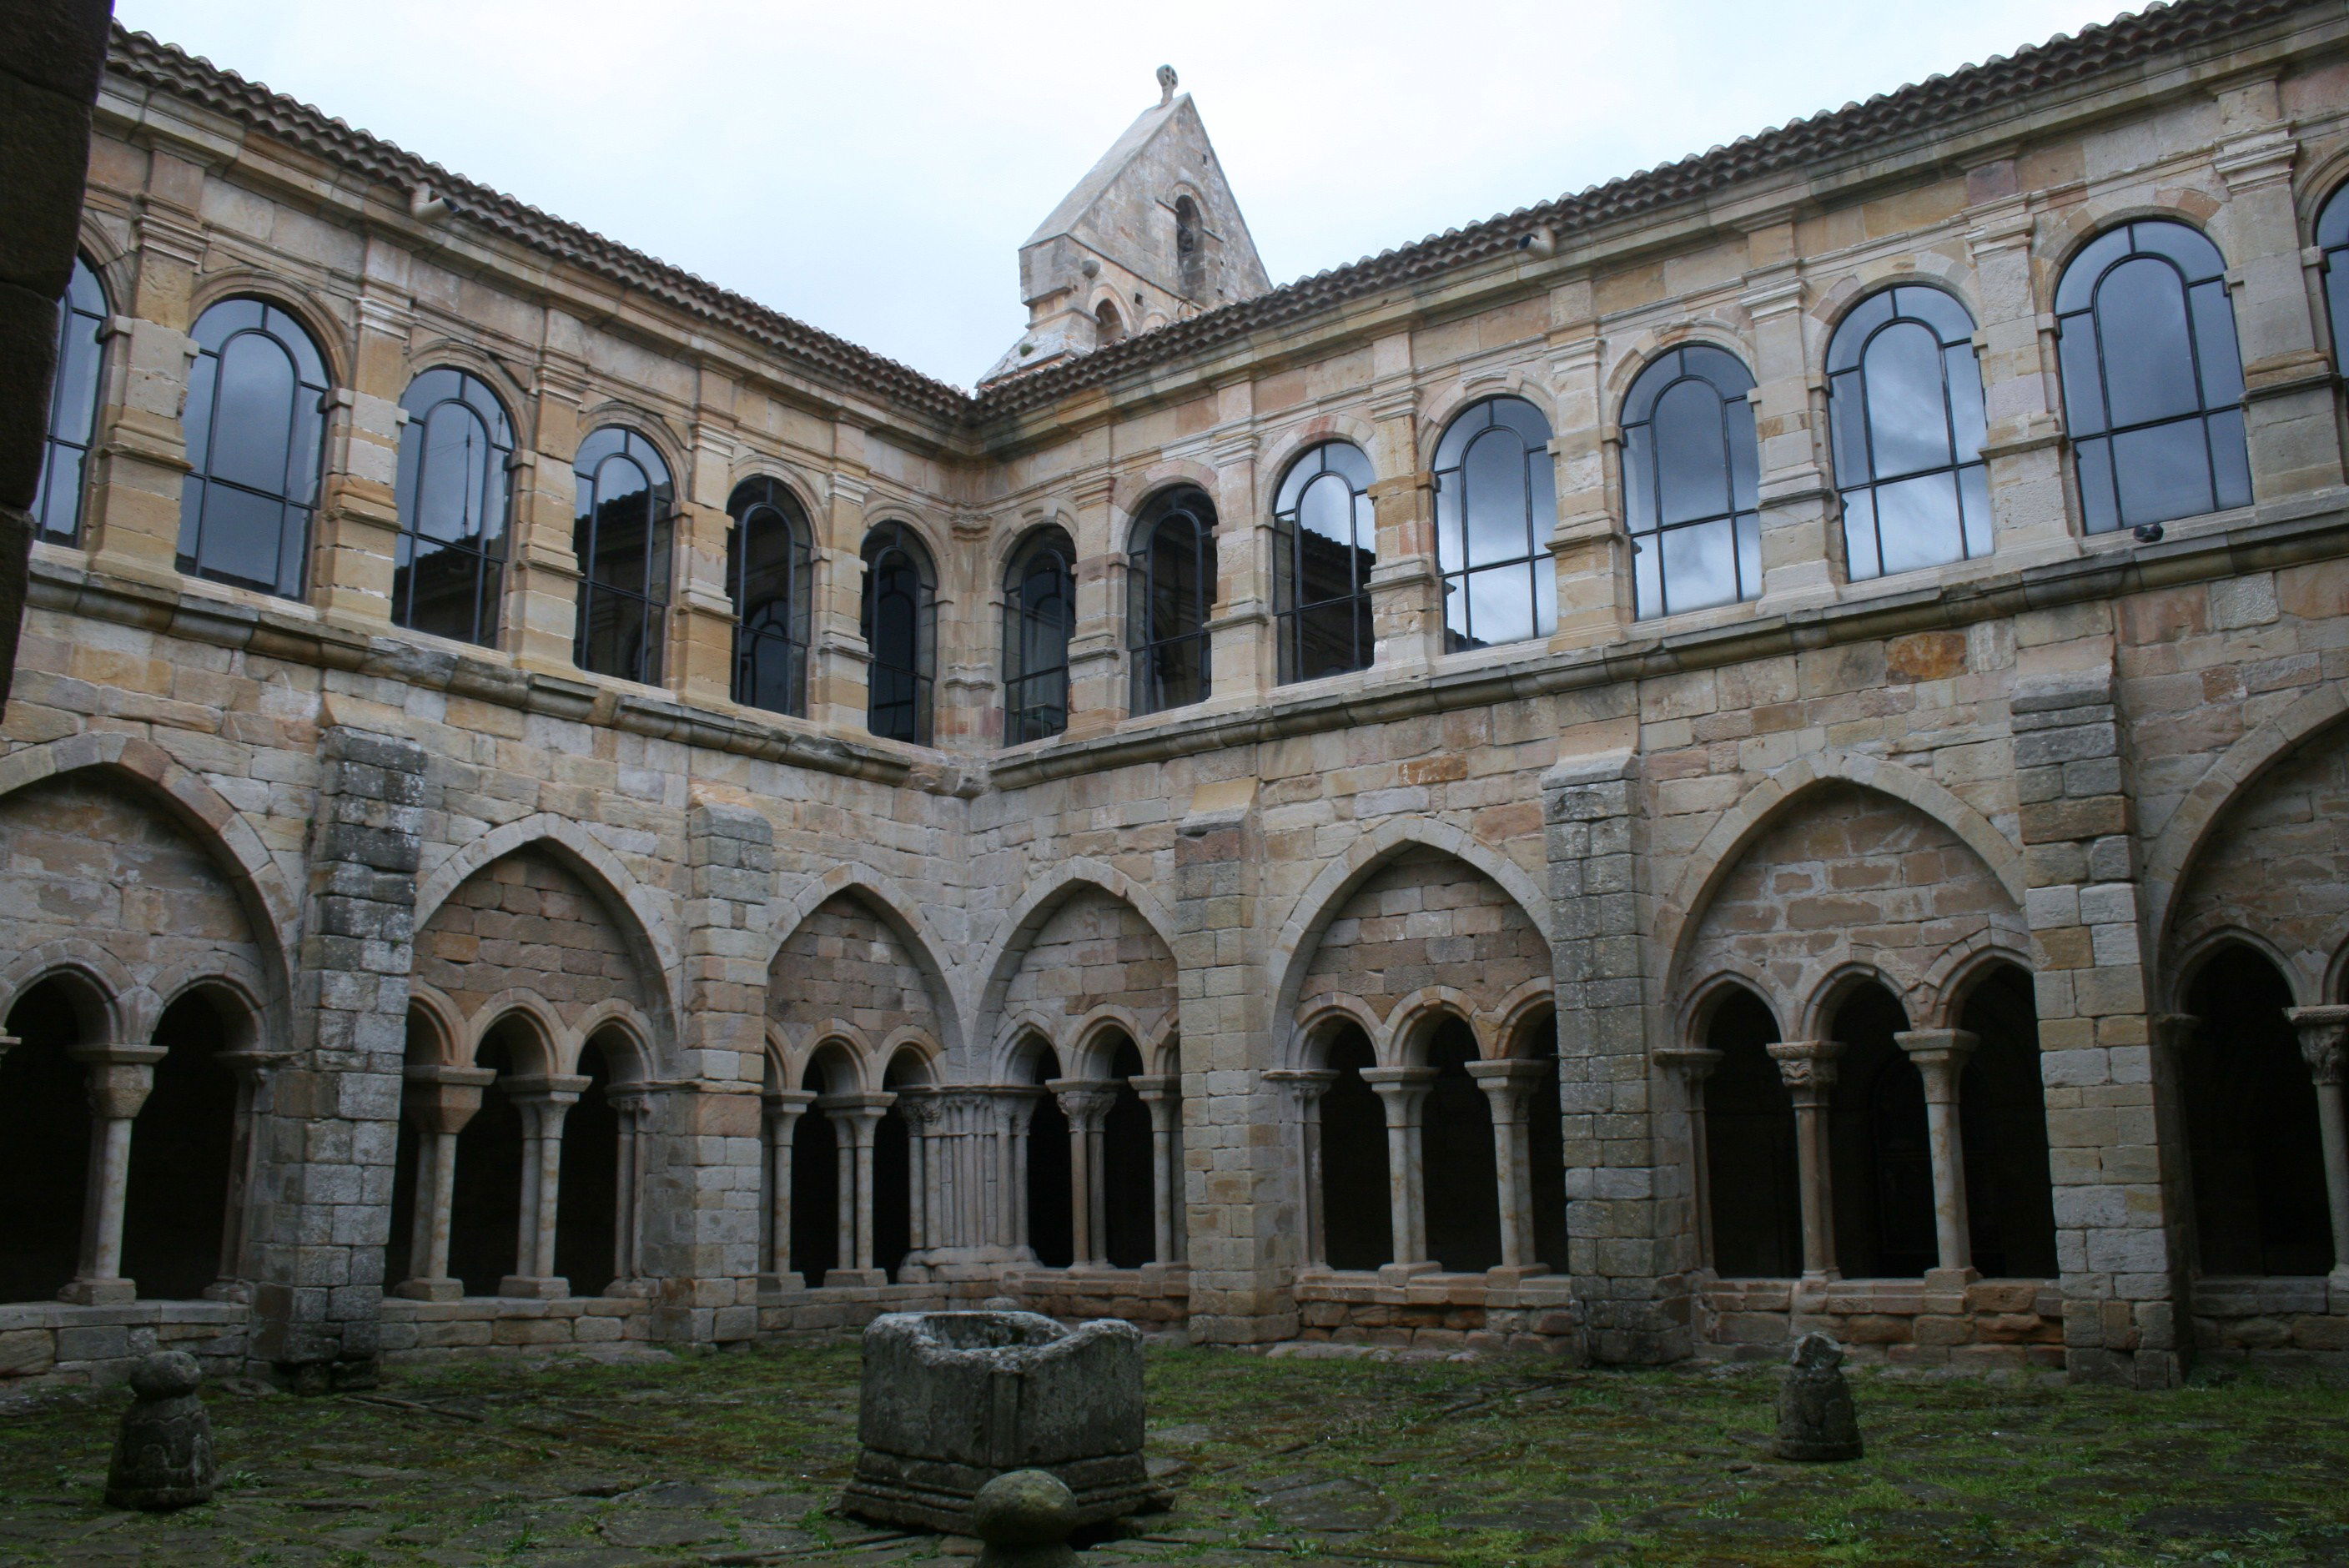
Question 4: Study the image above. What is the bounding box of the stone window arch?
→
[571,426,675,685]
[178,295,332,601]
[1433,395,1556,650]
[1272,440,1376,683]
[1825,285,1990,580]
[2053,219,2250,534]
[1173,193,1206,299]
[862,520,937,744]
[1002,525,1075,744]
[727,475,814,717]
[395,366,515,647]
[33,254,108,545]
[1094,298,1125,346]
[1620,345,1759,619]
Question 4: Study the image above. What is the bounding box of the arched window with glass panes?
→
[1620,346,1760,620]
[1827,286,1991,580]
[1128,485,1217,716]
[178,297,331,600]
[34,256,108,545]
[1272,440,1376,683]
[571,428,673,685]
[393,368,512,647]
[1433,396,1556,651]
[2054,219,2250,534]
[727,477,813,717]
[1002,526,1075,744]
[2319,185,2349,389]
[863,521,936,745]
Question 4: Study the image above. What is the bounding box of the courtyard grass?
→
[2,1343,2346,1565]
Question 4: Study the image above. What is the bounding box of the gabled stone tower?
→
[983,66,1270,383]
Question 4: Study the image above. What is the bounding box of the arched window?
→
[34,256,108,544]
[1621,345,1760,619]
[1128,485,1217,716]
[1002,525,1074,744]
[1174,194,1205,299]
[1702,986,1800,1278]
[862,520,936,744]
[1272,441,1376,683]
[2318,184,2349,384]
[2181,946,2331,1275]
[1828,286,1991,580]
[571,428,674,685]
[727,476,813,717]
[2055,219,2250,534]
[1433,395,1556,651]
[393,367,513,647]
[1094,299,1125,346]
[178,296,330,600]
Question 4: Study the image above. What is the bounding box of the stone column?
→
[821,1093,892,1285]
[1050,1080,1119,1269]
[1653,1048,1722,1274]
[760,1088,815,1290]
[395,1064,495,1301]
[1205,390,1270,707]
[312,268,410,626]
[1897,1029,1980,1280]
[2286,1006,2349,1284]
[1130,1073,1182,1269]
[896,1091,936,1266]
[999,1089,1043,1260]
[1466,1059,1550,1278]
[1767,1041,1844,1284]
[2210,85,2346,499]
[1740,235,1833,611]
[1359,1066,1438,1278]
[606,1086,649,1287]
[1963,177,2071,560]
[807,426,873,732]
[210,1045,293,1298]
[59,1042,167,1305]
[1262,1069,1337,1268]
[514,319,588,675]
[500,1074,587,1298]
[1545,309,1628,646]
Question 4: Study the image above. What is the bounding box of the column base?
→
[823,1269,890,1289]
[1377,1261,1441,1285]
[395,1278,464,1303]
[498,1276,569,1300]
[58,1278,135,1306]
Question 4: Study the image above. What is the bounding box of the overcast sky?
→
[114,0,2135,389]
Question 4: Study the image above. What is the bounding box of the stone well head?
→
[840,1310,1165,1533]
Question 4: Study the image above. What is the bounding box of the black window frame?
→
[1126,485,1218,717]
[33,255,108,545]
[862,520,937,746]
[177,295,332,601]
[2053,219,2251,535]
[392,365,515,648]
[1272,440,1377,684]
[1002,525,1076,745]
[727,475,815,718]
[1620,345,1762,620]
[571,426,675,686]
[1826,284,1993,582]
[1433,395,1557,651]
[2318,184,2349,393]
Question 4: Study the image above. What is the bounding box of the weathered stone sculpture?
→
[105,1352,217,1509]
[973,1469,1082,1568]
[1773,1332,1862,1461]
[842,1310,1166,1532]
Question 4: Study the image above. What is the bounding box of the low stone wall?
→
[1702,1276,2065,1371]
[0,1299,251,1387]
[1291,1271,1582,1354]
[2190,1276,2349,1367]
[1005,1266,1190,1327]
[757,1282,959,1338]
[377,1294,655,1363]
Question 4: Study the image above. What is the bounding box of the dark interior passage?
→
[122,993,238,1299]
[447,1026,526,1295]
[1102,1037,1154,1268]
[1828,982,1934,1279]
[0,980,93,1303]
[1703,987,1801,1277]
[1520,1012,1569,1272]
[556,1033,621,1297]
[1422,1018,1502,1274]
[1026,1044,1074,1268]
[1957,965,2059,1278]
[790,1097,839,1287]
[876,1054,922,1280]
[2184,946,2331,1275]
[1319,1025,1391,1269]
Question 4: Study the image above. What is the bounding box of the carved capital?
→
[2288,1006,2349,1088]
[1767,1038,1844,1092]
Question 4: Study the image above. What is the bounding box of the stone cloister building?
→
[3,0,2348,1391]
